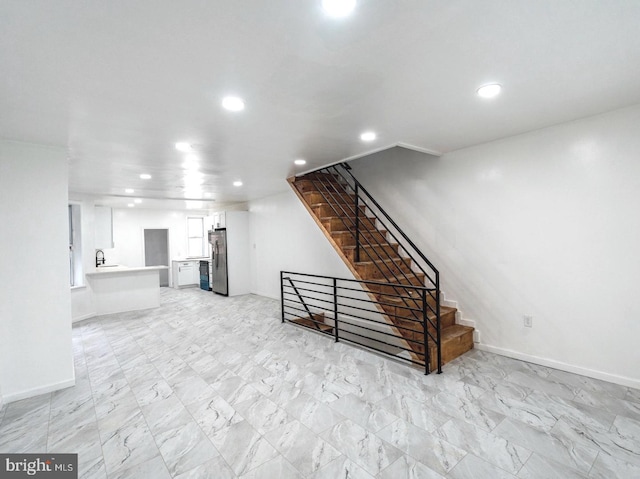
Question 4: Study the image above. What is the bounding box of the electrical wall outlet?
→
[524,315,533,328]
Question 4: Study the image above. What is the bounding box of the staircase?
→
[288,165,474,371]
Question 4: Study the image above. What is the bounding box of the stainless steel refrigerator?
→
[208,228,228,295]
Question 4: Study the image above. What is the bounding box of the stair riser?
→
[366,277,425,293]
[322,217,377,231]
[355,260,414,279]
[300,172,341,182]
[294,178,344,193]
[404,330,474,365]
[427,329,474,367]
[380,297,430,315]
[380,292,439,309]
[344,244,399,262]
[383,306,456,330]
[304,191,355,205]
[332,231,388,247]
[312,203,366,218]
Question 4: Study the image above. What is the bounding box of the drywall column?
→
[0,140,75,401]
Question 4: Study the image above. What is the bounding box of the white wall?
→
[249,189,354,299]
[225,211,251,296]
[109,208,209,275]
[249,189,419,354]
[349,105,640,387]
[0,140,75,401]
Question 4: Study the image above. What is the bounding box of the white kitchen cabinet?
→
[94,206,114,249]
[212,211,226,229]
[172,260,199,288]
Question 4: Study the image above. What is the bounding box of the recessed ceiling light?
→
[127,203,134,208]
[233,180,243,187]
[175,142,195,153]
[140,173,152,180]
[134,198,142,204]
[360,131,376,142]
[294,159,307,166]
[125,188,134,194]
[477,83,502,98]
[222,96,245,111]
[322,0,357,17]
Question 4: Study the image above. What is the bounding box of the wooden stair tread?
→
[354,257,409,266]
[381,292,435,302]
[440,324,474,341]
[389,303,457,317]
[331,228,387,234]
[310,200,358,206]
[319,215,375,223]
[343,243,398,250]
[290,316,333,333]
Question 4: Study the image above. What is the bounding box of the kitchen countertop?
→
[86,265,169,276]
[172,257,209,262]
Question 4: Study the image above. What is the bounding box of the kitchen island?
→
[86,265,169,315]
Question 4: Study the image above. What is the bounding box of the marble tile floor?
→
[1,288,640,478]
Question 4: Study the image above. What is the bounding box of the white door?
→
[144,229,169,286]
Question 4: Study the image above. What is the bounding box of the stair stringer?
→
[287,177,421,363]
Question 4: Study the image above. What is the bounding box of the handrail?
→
[302,171,431,313]
[341,163,440,274]
[297,163,440,280]
[301,166,440,324]
[281,270,441,374]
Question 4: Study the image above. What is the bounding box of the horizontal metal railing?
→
[280,271,442,374]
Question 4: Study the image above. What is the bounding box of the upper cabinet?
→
[212,211,226,229]
[94,205,114,249]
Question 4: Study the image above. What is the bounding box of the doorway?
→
[144,229,169,286]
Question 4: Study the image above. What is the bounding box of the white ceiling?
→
[2,0,640,209]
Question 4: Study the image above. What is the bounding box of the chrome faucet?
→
[96,249,105,267]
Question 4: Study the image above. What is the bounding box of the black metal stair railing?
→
[283,277,327,332]
[296,163,442,370]
[281,271,441,374]
[301,173,425,307]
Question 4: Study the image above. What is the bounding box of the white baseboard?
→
[72,312,97,323]
[476,343,640,390]
[4,377,76,404]
[250,290,279,301]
